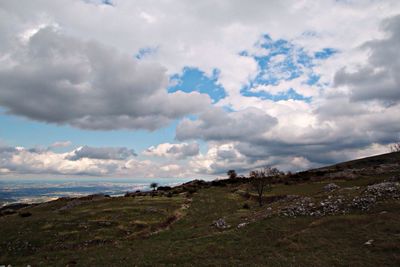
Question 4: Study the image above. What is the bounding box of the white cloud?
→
[0,145,195,178]
[1,1,400,177]
[50,141,72,148]
[144,142,199,159]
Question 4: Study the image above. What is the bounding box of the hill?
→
[0,152,399,266]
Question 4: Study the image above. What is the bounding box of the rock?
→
[324,183,340,192]
[212,218,230,229]
[344,186,360,190]
[365,182,400,199]
[237,222,248,229]
[350,195,376,211]
[364,239,374,246]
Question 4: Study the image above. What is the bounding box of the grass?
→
[1,180,399,266]
[1,151,400,266]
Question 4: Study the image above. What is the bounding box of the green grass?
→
[1,176,399,266]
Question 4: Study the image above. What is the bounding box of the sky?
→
[0,0,400,179]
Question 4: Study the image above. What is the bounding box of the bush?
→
[19,211,32,218]
[211,180,226,187]
[243,191,251,199]
[187,187,197,194]
[242,203,250,209]
[158,186,172,191]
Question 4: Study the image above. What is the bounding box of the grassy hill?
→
[1,152,399,266]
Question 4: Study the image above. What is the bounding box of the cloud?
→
[334,15,400,103]
[188,143,317,175]
[176,107,277,142]
[0,145,115,176]
[1,1,400,177]
[50,141,72,148]
[67,146,137,161]
[0,145,196,178]
[144,142,199,159]
[0,27,211,130]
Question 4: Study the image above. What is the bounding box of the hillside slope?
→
[0,152,399,266]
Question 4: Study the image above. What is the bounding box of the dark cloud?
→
[166,143,199,159]
[67,146,136,161]
[0,27,211,130]
[334,15,400,103]
[176,107,277,142]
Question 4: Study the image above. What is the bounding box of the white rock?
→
[364,239,374,246]
[237,223,248,229]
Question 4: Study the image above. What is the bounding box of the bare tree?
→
[227,169,237,179]
[249,167,281,207]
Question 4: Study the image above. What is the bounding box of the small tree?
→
[150,182,158,196]
[249,167,281,207]
[227,169,237,179]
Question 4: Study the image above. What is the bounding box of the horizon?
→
[1,0,400,181]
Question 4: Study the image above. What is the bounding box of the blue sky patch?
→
[314,48,337,59]
[168,67,226,103]
[238,34,335,102]
[242,88,312,102]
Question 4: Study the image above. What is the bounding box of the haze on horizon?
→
[0,0,400,179]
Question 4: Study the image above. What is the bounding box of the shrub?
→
[157,186,172,191]
[187,187,197,194]
[19,211,32,218]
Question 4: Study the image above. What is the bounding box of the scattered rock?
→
[324,183,340,192]
[212,218,230,229]
[365,182,400,199]
[350,195,377,211]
